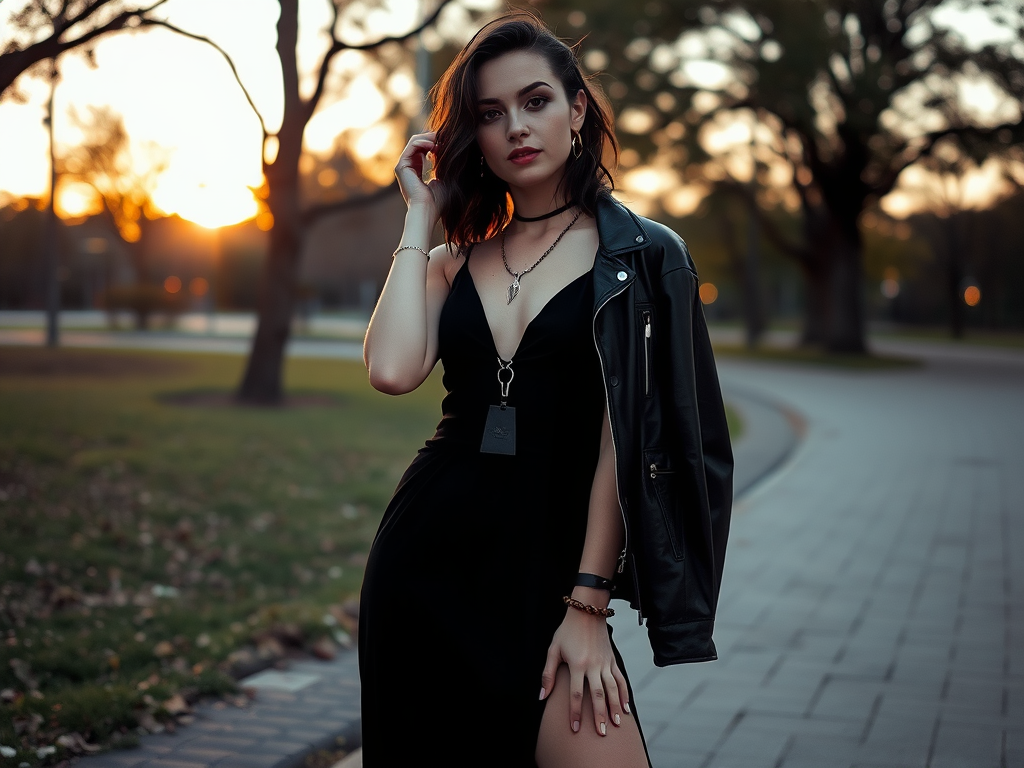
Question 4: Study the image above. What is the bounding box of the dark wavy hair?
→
[427,13,619,248]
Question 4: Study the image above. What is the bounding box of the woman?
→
[360,13,732,768]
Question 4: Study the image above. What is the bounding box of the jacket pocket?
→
[644,448,685,562]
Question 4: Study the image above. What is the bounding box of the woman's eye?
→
[480,109,501,122]
[526,96,548,109]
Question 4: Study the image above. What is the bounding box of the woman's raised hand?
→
[540,599,631,737]
[395,131,440,215]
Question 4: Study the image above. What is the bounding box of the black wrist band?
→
[575,572,615,591]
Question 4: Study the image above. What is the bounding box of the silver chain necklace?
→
[501,209,582,305]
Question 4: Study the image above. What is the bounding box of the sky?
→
[0,0,1020,228]
[0,0,485,227]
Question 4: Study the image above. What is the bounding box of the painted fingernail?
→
[614,714,621,725]
[600,722,607,736]
[539,688,546,700]
[572,720,580,733]
[624,702,632,715]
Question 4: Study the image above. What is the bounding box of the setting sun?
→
[0,0,432,230]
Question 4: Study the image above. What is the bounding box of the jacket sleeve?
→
[645,259,734,665]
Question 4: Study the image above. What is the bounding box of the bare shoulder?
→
[433,243,467,287]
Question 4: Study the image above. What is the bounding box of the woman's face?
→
[474,49,586,193]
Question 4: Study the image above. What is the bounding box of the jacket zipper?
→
[642,310,652,397]
[649,463,676,479]
[593,270,643,621]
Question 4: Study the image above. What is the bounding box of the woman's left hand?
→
[539,590,630,736]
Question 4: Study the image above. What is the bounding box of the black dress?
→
[358,250,644,766]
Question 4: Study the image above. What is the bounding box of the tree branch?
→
[874,118,1023,198]
[0,0,172,95]
[142,18,268,138]
[305,0,454,118]
[302,180,400,225]
[718,179,812,265]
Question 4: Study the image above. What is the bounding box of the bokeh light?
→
[699,282,719,304]
[164,276,182,294]
[189,277,209,297]
[963,285,981,306]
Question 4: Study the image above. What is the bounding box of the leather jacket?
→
[591,194,734,667]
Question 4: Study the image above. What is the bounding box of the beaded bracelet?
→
[393,245,430,259]
[563,595,615,618]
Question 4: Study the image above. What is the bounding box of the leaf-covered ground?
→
[0,347,443,766]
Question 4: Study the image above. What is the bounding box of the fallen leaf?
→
[12,713,42,737]
[153,641,174,658]
[256,637,285,658]
[332,629,353,649]
[56,733,101,753]
[135,711,164,734]
[311,636,336,660]
[9,658,38,691]
[162,694,190,716]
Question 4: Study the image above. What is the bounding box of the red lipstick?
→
[507,146,541,165]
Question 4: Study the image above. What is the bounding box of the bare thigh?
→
[535,664,649,768]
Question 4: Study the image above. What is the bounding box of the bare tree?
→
[59,106,170,328]
[0,0,170,97]
[542,0,1024,352]
[149,0,460,404]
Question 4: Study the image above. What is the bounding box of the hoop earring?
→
[480,155,485,178]
[571,131,583,160]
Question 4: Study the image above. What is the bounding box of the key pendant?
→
[507,274,521,304]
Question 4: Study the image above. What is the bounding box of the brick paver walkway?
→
[609,342,1024,768]
[80,657,360,768]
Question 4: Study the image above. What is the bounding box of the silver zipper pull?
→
[645,318,651,338]
[616,547,627,574]
[650,463,657,479]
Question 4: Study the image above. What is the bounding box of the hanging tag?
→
[480,404,516,454]
[481,357,516,455]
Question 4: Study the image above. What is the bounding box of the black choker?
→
[512,201,576,222]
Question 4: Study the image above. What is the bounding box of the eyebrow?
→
[477,81,553,106]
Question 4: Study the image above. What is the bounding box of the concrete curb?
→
[723,381,805,499]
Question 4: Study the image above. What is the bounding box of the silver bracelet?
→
[393,245,430,259]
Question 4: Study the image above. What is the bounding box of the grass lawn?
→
[0,347,444,765]
[0,345,743,764]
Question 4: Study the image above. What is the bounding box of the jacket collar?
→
[592,194,649,309]
[595,194,650,256]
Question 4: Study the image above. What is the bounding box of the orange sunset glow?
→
[2,0,1021,229]
[0,0,476,229]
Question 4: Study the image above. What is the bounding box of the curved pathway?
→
[609,343,1024,768]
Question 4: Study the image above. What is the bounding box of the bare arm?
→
[576,406,625,588]
[363,132,452,395]
[540,405,631,736]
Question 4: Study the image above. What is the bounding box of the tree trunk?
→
[826,231,867,353]
[799,260,829,347]
[44,70,60,348]
[741,207,764,348]
[128,230,152,331]
[236,0,303,405]
[798,203,866,353]
[945,216,966,339]
[236,195,301,404]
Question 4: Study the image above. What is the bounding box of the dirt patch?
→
[159,390,344,408]
[0,346,193,378]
